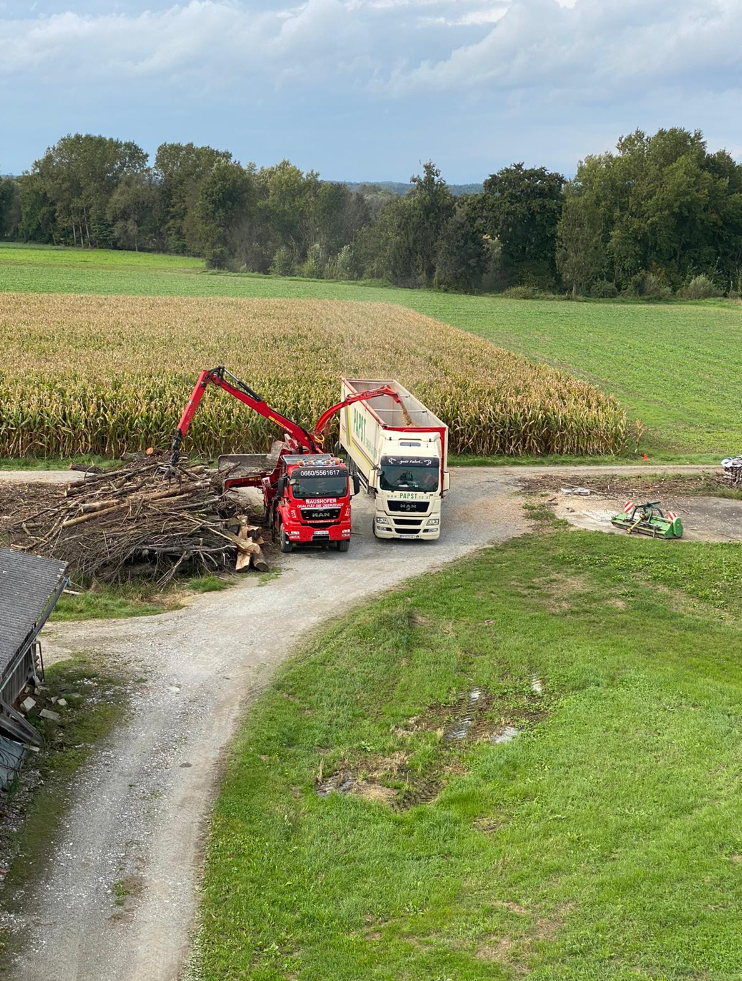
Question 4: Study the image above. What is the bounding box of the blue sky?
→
[1,0,741,182]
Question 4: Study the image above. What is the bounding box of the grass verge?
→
[0,655,131,961]
[196,525,742,980]
[51,573,230,622]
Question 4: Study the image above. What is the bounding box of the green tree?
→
[556,190,605,295]
[357,162,453,286]
[482,163,565,287]
[313,182,369,259]
[405,162,455,283]
[194,161,255,268]
[435,197,488,291]
[570,128,742,290]
[27,133,148,247]
[154,143,232,253]
[16,175,56,242]
[107,171,160,251]
[354,196,405,280]
[0,174,18,238]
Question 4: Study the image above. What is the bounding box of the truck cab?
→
[266,454,358,552]
[370,441,445,540]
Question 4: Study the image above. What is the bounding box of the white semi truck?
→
[338,378,449,540]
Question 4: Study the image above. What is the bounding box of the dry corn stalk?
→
[0,293,634,459]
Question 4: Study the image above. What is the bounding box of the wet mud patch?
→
[316,685,546,810]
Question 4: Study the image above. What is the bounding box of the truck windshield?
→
[290,470,348,500]
[379,457,439,492]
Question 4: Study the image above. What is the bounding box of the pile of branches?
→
[1,460,269,584]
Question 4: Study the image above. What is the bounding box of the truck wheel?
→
[337,539,350,552]
[280,525,293,553]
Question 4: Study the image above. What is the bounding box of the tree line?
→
[2,127,741,298]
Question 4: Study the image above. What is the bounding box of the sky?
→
[1,0,741,182]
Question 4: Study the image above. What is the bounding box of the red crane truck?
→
[169,366,404,553]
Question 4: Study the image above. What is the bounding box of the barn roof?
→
[0,548,68,679]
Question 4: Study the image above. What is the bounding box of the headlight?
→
[427,518,440,526]
[375,517,389,525]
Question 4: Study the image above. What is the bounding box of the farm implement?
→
[611,501,683,539]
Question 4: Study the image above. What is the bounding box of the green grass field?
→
[1,243,740,456]
[196,522,742,980]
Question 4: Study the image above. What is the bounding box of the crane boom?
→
[170,367,406,467]
[313,386,404,437]
[170,366,319,464]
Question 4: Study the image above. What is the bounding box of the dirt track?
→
[551,490,742,541]
[5,469,527,981]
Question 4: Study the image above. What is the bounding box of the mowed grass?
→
[196,526,742,980]
[1,243,740,456]
[0,241,203,270]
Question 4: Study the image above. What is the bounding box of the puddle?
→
[316,772,354,797]
[491,726,519,744]
[445,715,474,740]
[444,687,484,741]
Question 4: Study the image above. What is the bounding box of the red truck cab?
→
[265,454,358,553]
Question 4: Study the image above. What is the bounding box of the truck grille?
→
[388,501,429,514]
[392,517,424,527]
[301,507,341,524]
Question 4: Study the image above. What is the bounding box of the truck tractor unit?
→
[169,366,404,553]
[338,378,449,540]
[267,453,356,552]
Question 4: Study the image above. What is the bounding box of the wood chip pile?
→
[0,460,269,584]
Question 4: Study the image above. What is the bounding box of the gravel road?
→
[0,462,720,488]
[6,468,526,981]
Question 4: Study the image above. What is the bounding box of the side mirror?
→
[276,477,287,497]
[443,472,450,492]
[352,474,360,496]
[368,469,378,490]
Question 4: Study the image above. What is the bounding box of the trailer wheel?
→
[279,524,293,553]
[336,540,350,552]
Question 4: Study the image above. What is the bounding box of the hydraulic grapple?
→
[611,501,683,539]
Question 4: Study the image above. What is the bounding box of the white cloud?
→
[2,0,739,104]
[378,0,742,97]
[0,0,365,82]
[0,0,740,175]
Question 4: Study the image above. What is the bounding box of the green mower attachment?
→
[611,501,683,539]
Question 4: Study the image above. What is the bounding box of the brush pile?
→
[0,460,269,584]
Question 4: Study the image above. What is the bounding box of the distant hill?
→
[344,181,483,197]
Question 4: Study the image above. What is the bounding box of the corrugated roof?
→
[0,548,68,677]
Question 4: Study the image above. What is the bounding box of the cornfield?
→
[0,293,633,457]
